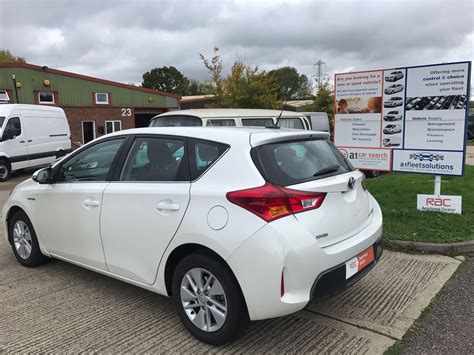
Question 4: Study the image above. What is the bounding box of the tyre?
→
[9,210,49,267]
[172,251,249,345]
[364,170,380,179]
[0,159,11,182]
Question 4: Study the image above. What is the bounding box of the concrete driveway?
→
[0,172,462,353]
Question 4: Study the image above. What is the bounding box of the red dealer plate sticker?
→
[345,246,375,279]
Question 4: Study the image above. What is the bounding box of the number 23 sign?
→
[121,108,132,117]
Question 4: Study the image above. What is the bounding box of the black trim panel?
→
[9,149,72,163]
[310,238,383,300]
[49,133,68,137]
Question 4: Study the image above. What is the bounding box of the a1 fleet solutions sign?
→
[334,61,471,176]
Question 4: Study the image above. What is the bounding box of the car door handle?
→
[156,202,180,211]
[84,198,100,208]
[27,139,33,142]
[20,140,25,143]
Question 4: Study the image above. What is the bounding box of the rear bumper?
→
[310,239,383,300]
[227,194,383,321]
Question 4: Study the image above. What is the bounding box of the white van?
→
[149,108,320,130]
[0,104,71,181]
[300,112,330,132]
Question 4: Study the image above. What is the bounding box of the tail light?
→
[226,183,326,222]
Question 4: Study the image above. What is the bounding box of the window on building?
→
[0,90,9,102]
[105,121,122,134]
[95,92,109,104]
[38,91,54,104]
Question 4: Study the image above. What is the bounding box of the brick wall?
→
[63,107,135,144]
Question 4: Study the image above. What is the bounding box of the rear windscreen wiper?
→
[313,164,340,177]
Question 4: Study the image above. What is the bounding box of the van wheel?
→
[0,160,11,182]
[172,251,249,345]
[9,210,49,267]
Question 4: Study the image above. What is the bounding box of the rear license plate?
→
[345,245,375,279]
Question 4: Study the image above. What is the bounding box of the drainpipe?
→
[12,74,20,103]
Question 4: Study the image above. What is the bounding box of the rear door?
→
[100,135,191,285]
[253,138,372,247]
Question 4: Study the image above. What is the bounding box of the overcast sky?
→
[0,0,473,90]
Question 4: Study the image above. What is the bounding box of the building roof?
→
[284,100,315,108]
[0,62,180,99]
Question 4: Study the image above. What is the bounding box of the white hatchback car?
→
[3,127,383,344]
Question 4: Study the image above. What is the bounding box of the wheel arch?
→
[0,156,11,170]
[163,243,245,302]
[5,205,27,244]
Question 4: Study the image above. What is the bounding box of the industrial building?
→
[0,62,180,144]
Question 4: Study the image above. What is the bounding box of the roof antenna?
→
[267,92,288,129]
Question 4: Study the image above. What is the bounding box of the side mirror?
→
[32,167,52,184]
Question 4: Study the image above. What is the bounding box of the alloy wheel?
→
[13,220,33,259]
[180,267,227,332]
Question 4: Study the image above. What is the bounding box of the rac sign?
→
[417,194,461,214]
[425,198,451,207]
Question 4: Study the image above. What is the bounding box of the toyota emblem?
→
[348,177,356,190]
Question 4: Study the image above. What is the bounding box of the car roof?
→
[105,126,329,147]
[155,108,306,119]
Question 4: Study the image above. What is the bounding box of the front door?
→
[82,121,95,144]
[36,137,126,270]
[2,116,29,170]
[100,136,191,284]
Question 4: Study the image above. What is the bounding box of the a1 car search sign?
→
[334,61,471,176]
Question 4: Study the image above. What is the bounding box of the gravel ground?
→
[401,257,473,354]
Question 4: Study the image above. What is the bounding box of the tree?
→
[268,66,312,100]
[142,66,190,95]
[199,48,280,109]
[187,79,207,96]
[0,49,25,62]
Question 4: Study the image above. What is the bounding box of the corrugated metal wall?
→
[0,67,179,108]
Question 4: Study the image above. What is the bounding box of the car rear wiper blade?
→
[313,164,340,177]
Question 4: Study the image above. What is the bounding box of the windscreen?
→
[150,115,202,127]
[252,139,352,186]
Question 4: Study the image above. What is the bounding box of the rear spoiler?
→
[250,130,330,147]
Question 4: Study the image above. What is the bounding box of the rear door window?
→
[120,137,188,182]
[252,139,352,186]
[188,139,229,180]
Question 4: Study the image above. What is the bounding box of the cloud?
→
[0,0,472,87]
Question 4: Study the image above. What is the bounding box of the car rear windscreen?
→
[252,139,352,186]
[150,115,202,127]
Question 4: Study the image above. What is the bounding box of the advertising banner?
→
[334,61,471,175]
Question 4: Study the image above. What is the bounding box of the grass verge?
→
[366,165,474,243]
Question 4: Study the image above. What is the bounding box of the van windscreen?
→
[150,115,202,127]
[252,139,352,186]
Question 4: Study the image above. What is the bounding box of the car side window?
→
[54,138,125,183]
[120,137,189,182]
[189,139,229,180]
[2,117,21,140]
